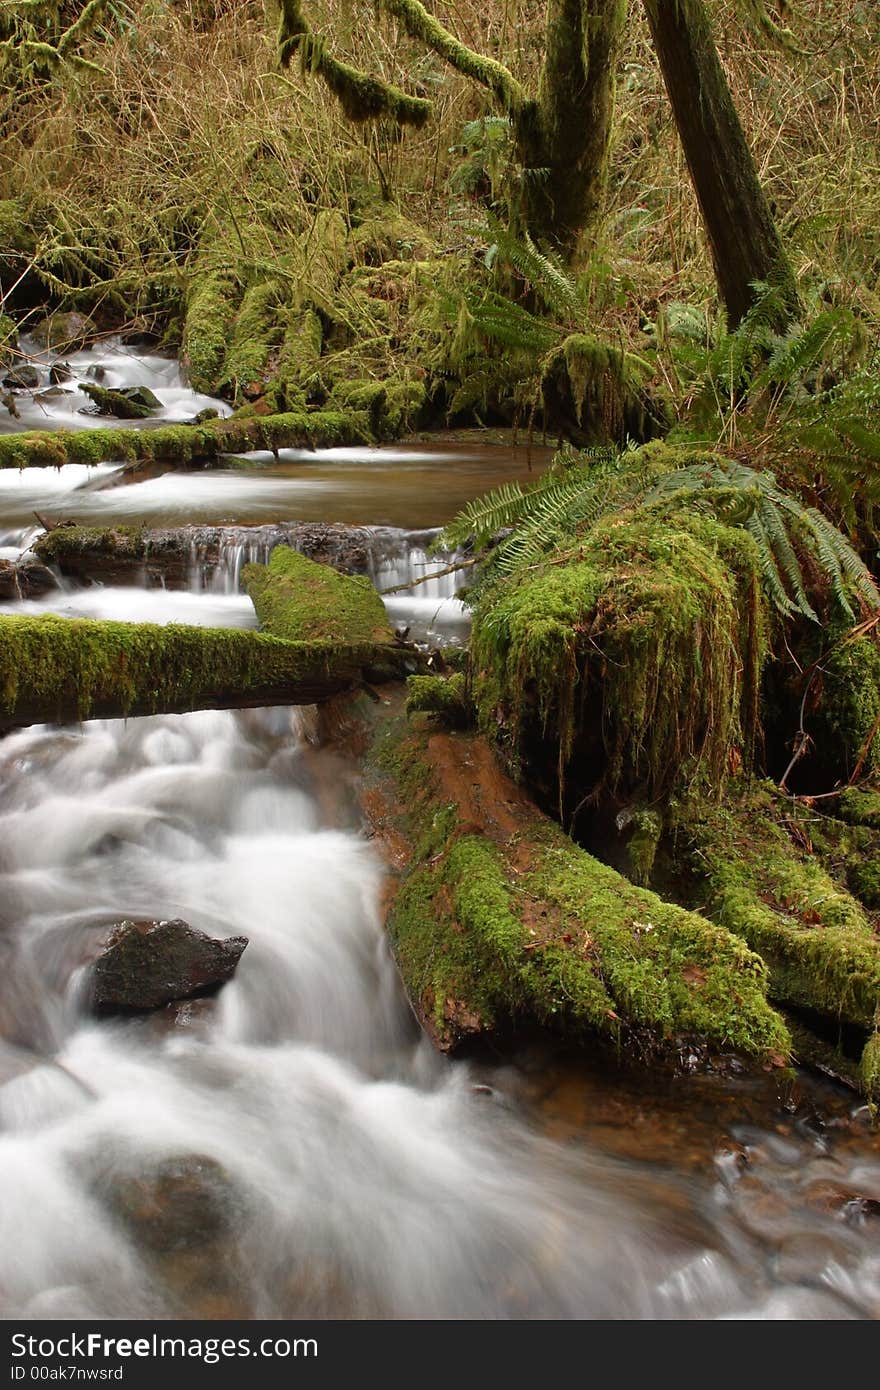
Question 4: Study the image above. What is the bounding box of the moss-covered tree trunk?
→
[642,0,798,325]
[0,616,398,728]
[517,0,627,256]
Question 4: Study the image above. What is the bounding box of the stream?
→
[0,342,878,1320]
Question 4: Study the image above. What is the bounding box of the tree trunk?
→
[642,0,798,326]
[517,0,627,257]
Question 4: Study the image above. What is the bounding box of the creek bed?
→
[0,344,878,1320]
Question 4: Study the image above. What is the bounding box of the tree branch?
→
[380,0,529,116]
[277,0,432,127]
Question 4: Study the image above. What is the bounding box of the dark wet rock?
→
[193,407,219,424]
[49,361,72,385]
[99,1153,240,1253]
[78,383,157,419]
[29,311,95,352]
[90,918,247,1012]
[0,556,57,600]
[2,364,39,390]
[122,385,162,411]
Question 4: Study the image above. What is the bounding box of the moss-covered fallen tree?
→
[360,691,790,1064]
[0,550,410,727]
[0,409,370,471]
[674,784,880,1099]
[0,614,409,727]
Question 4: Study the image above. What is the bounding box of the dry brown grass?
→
[1,0,877,338]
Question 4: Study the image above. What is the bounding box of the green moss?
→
[35,525,145,566]
[837,787,880,829]
[817,634,880,778]
[243,545,393,647]
[0,410,371,470]
[373,723,789,1059]
[270,309,324,412]
[0,614,392,725]
[351,215,438,266]
[471,509,767,800]
[627,810,663,886]
[183,264,240,395]
[541,332,661,443]
[862,1028,880,1111]
[221,278,286,400]
[677,785,880,1037]
[406,673,469,725]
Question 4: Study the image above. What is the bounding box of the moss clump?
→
[816,633,880,779]
[221,278,286,400]
[471,509,767,802]
[368,721,789,1060]
[675,783,880,1100]
[837,786,880,829]
[35,525,145,566]
[351,215,438,266]
[183,262,240,395]
[626,809,663,886]
[863,1029,880,1112]
[406,673,469,725]
[540,333,670,443]
[243,545,393,647]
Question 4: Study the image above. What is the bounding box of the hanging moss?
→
[278,0,432,127]
[243,545,394,647]
[365,716,789,1061]
[221,278,287,401]
[539,333,670,444]
[270,309,324,412]
[814,632,880,779]
[627,810,664,887]
[470,509,768,803]
[183,262,241,396]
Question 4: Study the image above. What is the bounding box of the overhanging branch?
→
[278,0,432,127]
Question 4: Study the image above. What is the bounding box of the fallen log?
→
[0,615,415,729]
[1,547,414,728]
[0,408,370,471]
[358,686,790,1067]
[34,522,375,588]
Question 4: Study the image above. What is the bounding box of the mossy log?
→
[34,523,375,587]
[0,409,370,471]
[361,693,789,1064]
[0,614,410,729]
[676,784,880,1100]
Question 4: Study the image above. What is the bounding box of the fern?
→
[442,447,880,623]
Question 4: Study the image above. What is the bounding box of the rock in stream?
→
[89,918,247,1013]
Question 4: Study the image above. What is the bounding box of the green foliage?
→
[442,443,879,624]
[658,283,880,531]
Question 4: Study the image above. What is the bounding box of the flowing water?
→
[1,343,879,1320]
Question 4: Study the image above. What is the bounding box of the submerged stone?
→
[89,918,247,1012]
